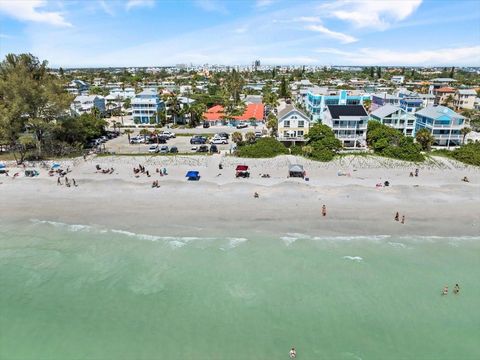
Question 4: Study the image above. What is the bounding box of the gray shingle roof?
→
[415,105,465,120]
[370,104,402,119]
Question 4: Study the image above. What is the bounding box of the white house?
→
[391,76,405,84]
[323,105,369,149]
[71,95,106,116]
[277,105,311,144]
[370,104,416,137]
[454,89,477,110]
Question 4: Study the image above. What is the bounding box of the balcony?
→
[278,136,306,142]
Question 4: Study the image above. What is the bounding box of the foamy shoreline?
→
[1,154,479,237]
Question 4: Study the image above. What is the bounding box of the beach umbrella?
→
[51,163,61,169]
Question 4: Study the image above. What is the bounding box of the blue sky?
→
[0,0,479,67]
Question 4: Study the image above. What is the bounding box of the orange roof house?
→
[203,104,265,122]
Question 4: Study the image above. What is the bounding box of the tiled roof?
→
[203,104,264,121]
[436,87,456,93]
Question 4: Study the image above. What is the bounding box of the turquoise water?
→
[1,220,479,360]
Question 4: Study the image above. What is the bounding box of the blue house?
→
[414,106,467,147]
[306,89,370,122]
[132,89,164,124]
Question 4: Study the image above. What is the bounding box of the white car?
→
[148,145,159,153]
[210,138,228,145]
[161,131,176,138]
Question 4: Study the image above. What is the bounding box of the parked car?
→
[255,131,263,138]
[197,145,209,153]
[218,132,229,139]
[159,145,169,154]
[148,145,159,153]
[130,137,145,144]
[161,131,176,139]
[210,144,218,153]
[236,123,248,129]
[210,138,228,145]
[148,136,167,144]
[203,122,210,128]
[190,136,207,144]
[170,146,178,154]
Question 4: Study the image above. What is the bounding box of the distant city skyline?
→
[0,0,479,67]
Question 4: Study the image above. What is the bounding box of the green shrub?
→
[236,137,289,158]
[304,124,342,161]
[451,142,480,166]
[289,145,303,155]
[367,121,424,162]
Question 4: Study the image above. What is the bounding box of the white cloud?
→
[296,16,321,23]
[327,0,422,30]
[125,0,155,11]
[0,0,72,27]
[256,0,274,7]
[316,46,480,66]
[99,0,115,16]
[234,26,248,34]
[305,24,357,44]
[194,0,228,14]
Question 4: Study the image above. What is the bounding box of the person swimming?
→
[442,286,448,296]
[289,347,297,358]
[453,284,460,294]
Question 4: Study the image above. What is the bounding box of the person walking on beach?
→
[72,179,77,187]
[401,215,405,224]
[57,177,62,185]
[322,205,327,217]
[415,168,419,177]
[442,286,448,295]
[395,212,399,221]
[453,284,460,294]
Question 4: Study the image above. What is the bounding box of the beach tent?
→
[289,164,305,178]
[235,165,250,178]
[51,163,61,169]
[186,171,200,181]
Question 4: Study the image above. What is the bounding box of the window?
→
[298,121,304,128]
[297,131,304,136]
[284,120,290,128]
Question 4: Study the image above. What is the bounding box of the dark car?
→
[209,144,218,153]
[170,146,178,154]
[197,145,209,153]
[150,136,167,144]
[203,122,210,128]
[218,132,229,139]
[190,136,207,144]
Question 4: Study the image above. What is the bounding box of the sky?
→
[0,0,479,67]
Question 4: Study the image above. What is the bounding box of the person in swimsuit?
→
[289,347,297,358]
[395,212,399,221]
[442,286,448,295]
[322,205,327,217]
[453,284,460,294]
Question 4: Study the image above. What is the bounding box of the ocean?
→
[1,219,479,360]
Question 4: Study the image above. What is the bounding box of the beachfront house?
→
[323,105,369,149]
[369,104,416,136]
[428,78,457,95]
[132,88,164,124]
[70,95,106,116]
[454,89,477,110]
[306,89,370,122]
[66,79,89,95]
[414,105,468,147]
[277,105,311,144]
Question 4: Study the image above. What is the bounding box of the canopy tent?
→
[0,163,6,174]
[289,164,305,178]
[186,171,200,181]
[235,165,249,171]
[0,163,5,169]
[51,163,61,169]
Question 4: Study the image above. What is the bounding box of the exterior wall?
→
[277,111,310,141]
[371,94,400,111]
[454,92,476,110]
[132,91,164,124]
[370,109,415,136]
[323,113,368,149]
[414,113,466,147]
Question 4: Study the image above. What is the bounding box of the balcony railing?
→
[278,136,306,141]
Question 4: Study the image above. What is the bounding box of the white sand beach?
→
[1,154,479,237]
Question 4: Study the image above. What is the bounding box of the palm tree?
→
[442,94,454,107]
[231,131,243,145]
[415,128,435,151]
[245,131,256,144]
[124,129,133,144]
[139,128,150,143]
[266,113,278,137]
[461,127,471,144]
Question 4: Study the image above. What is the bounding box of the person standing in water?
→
[289,347,297,358]
[322,205,327,217]
[453,284,460,294]
[395,212,399,221]
[401,215,405,224]
[442,286,448,295]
